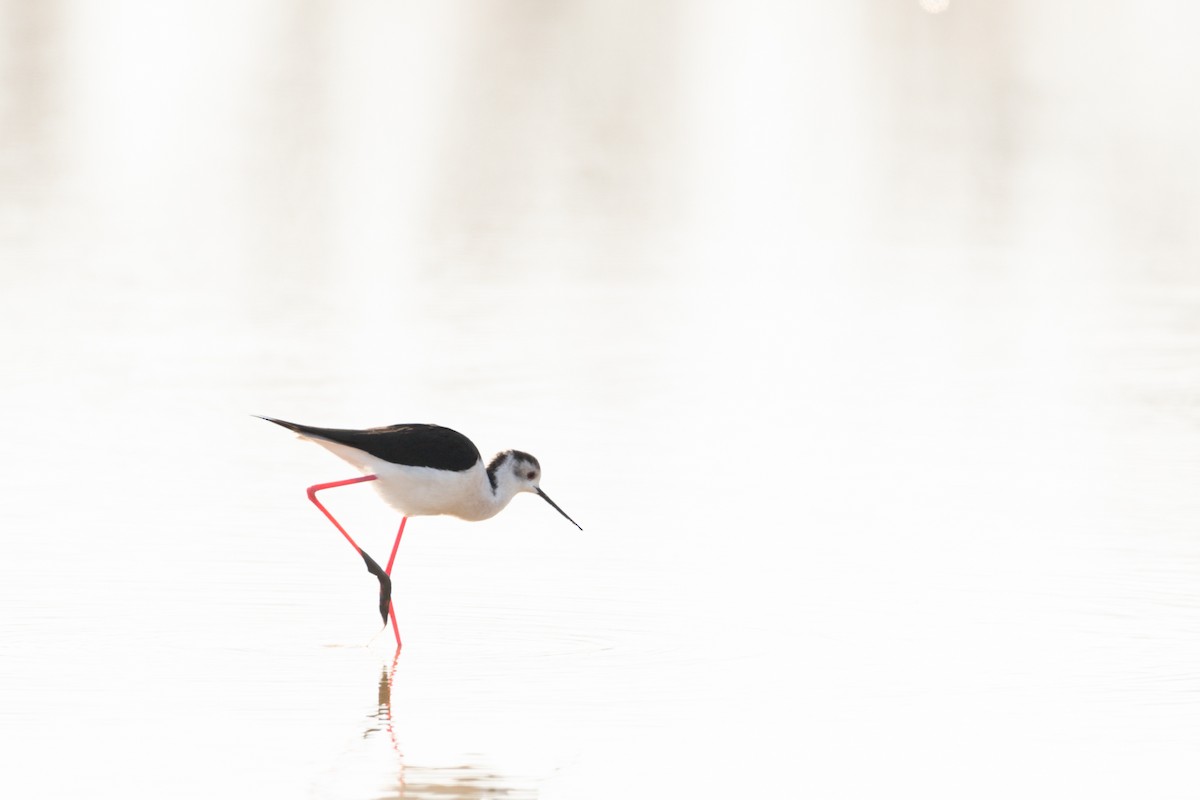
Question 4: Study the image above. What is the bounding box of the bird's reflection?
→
[364,655,538,799]
[362,652,401,751]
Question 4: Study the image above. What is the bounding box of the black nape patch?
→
[359,549,392,625]
[485,451,510,492]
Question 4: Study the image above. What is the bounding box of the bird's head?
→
[494,450,583,531]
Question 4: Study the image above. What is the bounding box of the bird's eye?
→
[527,471,536,480]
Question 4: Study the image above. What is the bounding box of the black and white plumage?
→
[259,417,582,528]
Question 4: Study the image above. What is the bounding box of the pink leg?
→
[384,517,407,649]
[306,475,379,555]
[385,517,407,574]
[306,475,402,652]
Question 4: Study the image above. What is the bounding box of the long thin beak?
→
[536,488,583,531]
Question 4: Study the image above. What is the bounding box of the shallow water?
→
[3,2,1200,798]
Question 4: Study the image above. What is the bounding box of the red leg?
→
[305,474,379,556]
[385,517,407,574]
[384,517,407,648]
[306,475,402,652]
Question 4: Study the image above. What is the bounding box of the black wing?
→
[259,417,482,471]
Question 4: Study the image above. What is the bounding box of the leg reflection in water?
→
[362,655,540,799]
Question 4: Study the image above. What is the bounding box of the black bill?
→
[536,488,583,531]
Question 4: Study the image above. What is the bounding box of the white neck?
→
[486,454,526,508]
[442,453,524,522]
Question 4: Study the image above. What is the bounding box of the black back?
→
[260,417,482,471]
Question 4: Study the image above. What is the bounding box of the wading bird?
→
[259,417,581,649]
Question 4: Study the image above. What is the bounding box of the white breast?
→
[307,438,499,520]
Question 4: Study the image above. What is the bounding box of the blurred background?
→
[3,1,1200,798]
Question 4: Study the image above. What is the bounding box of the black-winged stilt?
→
[259,416,581,650]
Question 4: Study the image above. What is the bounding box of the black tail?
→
[255,415,307,434]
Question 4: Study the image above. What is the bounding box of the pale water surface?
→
[3,2,1200,798]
